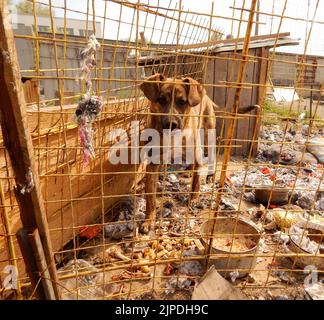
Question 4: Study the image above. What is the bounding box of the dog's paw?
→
[140,221,151,234]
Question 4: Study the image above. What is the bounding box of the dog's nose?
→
[163,120,179,130]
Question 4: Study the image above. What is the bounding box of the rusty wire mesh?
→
[0,0,324,300]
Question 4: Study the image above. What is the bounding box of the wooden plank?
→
[27,98,144,137]
[204,59,214,99]
[211,50,263,157]
[0,101,146,197]
[212,53,228,154]
[247,48,261,157]
[236,48,255,156]
[0,99,138,142]
[0,108,147,277]
[251,47,268,156]
[223,52,240,156]
[22,78,39,104]
[0,3,60,299]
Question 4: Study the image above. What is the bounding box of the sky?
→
[9,0,324,55]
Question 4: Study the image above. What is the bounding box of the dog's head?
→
[140,73,205,131]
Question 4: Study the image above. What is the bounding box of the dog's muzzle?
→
[161,116,182,131]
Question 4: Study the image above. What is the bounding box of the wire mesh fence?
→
[0,0,323,300]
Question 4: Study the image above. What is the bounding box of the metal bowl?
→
[255,186,289,205]
[287,225,324,270]
[200,217,261,278]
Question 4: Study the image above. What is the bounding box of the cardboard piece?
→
[192,266,248,300]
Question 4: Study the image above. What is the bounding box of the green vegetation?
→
[262,99,323,128]
[262,100,305,118]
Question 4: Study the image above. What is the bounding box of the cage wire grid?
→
[0,0,323,300]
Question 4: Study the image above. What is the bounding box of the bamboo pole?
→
[0,0,60,299]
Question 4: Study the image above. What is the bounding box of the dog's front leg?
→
[142,164,160,234]
[190,163,201,204]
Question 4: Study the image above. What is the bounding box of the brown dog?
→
[139,73,257,234]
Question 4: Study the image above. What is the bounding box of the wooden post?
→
[27,229,56,300]
[0,1,60,299]
[16,229,47,300]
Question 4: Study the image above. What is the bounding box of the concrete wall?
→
[15,30,139,102]
[12,14,102,38]
[271,51,324,98]
[270,52,297,86]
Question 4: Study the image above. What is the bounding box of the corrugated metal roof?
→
[136,34,300,63]
[208,37,300,54]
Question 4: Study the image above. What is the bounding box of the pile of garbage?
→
[257,124,324,165]
[104,197,146,240]
[103,194,199,240]
[289,225,322,254]
[55,121,324,300]
[58,259,107,300]
[226,165,324,210]
[224,124,324,211]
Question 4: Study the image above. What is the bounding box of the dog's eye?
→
[177,99,186,107]
[157,96,167,105]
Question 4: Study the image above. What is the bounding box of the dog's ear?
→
[183,77,204,107]
[140,73,166,102]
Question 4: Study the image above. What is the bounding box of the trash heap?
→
[257,124,324,166]
[217,123,324,300]
[58,192,204,300]
[104,198,146,240]
[56,122,324,300]
[227,165,324,210]
[223,123,324,211]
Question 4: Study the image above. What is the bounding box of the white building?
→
[11,14,102,38]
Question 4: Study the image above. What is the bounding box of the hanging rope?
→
[75,34,103,166]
